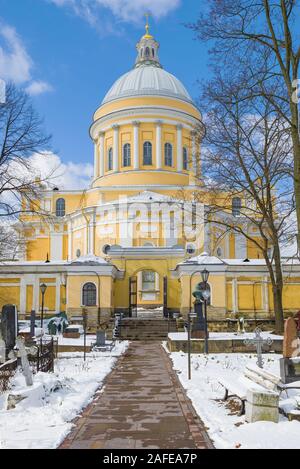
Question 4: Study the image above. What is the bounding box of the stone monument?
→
[191,283,207,339]
[1,304,17,359]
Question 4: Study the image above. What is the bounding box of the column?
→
[99,132,105,177]
[133,121,140,170]
[232,278,238,313]
[191,130,197,175]
[93,138,99,179]
[34,276,40,314]
[177,124,183,172]
[20,277,26,316]
[156,120,162,169]
[55,277,61,314]
[68,221,73,261]
[112,124,119,172]
[263,276,269,312]
[88,211,96,254]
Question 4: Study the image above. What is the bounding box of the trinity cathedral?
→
[0,26,299,329]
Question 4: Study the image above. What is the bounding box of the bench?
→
[219,365,300,415]
[244,364,300,397]
[92,340,116,352]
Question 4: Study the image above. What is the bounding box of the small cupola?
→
[135,16,161,69]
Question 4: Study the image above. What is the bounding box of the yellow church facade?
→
[0,28,300,328]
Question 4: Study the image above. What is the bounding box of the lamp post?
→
[40,283,47,330]
[201,268,210,354]
[188,310,197,380]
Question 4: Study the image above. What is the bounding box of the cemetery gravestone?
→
[1,304,17,359]
[280,317,300,384]
[96,330,106,347]
[0,333,5,364]
[282,317,300,358]
[16,336,33,387]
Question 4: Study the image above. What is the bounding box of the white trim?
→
[232,278,238,313]
[0,282,20,287]
[55,277,61,313]
[91,103,201,133]
[93,140,99,179]
[34,277,39,313]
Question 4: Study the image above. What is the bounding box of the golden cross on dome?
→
[144,12,153,38]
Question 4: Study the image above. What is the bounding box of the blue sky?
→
[0,0,209,173]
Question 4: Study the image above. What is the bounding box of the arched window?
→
[152,48,155,57]
[198,281,211,306]
[145,47,150,58]
[143,141,152,165]
[164,143,173,167]
[142,270,156,291]
[108,147,113,171]
[123,143,131,167]
[56,198,65,217]
[232,197,242,217]
[82,283,97,306]
[183,147,188,170]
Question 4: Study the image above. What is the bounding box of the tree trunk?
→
[272,243,285,334]
[272,285,284,334]
[290,99,300,254]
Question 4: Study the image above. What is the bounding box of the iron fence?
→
[0,359,17,394]
[28,337,58,373]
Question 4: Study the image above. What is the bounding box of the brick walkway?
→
[60,342,213,449]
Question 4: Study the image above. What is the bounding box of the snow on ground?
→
[166,348,300,449]
[168,332,283,341]
[0,341,128,449]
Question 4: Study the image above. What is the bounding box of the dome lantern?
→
[135,15,161,69]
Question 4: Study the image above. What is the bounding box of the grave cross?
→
[244,327,273,368]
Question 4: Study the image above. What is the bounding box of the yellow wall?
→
[94,96,201,121]
[0,283,20,311]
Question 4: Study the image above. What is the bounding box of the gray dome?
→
[102,65,193,105]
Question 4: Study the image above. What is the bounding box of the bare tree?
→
[0,223,25,260]
[190,76,294,333]
[0,82,52,224]
[0,83,56,261]
[189,0,300,251]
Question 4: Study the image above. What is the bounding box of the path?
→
[60,342,213,449]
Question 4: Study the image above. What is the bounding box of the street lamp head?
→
[202,289,211,301]
[40,283,47,295]
[201,268,210,283]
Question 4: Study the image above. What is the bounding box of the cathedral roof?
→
[102,22,193,105]
[102,65,193,105]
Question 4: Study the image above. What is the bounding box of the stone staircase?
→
[136,307,164,320]
[118,318,177,341]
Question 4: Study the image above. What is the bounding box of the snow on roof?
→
[70,254,109,265]
[184,252,226,265]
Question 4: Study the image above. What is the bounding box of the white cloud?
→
[25,80,53,96]
[0,22,32,84]
[48,0,180,27]
[0,19,52,95]
[28,152,93,190]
